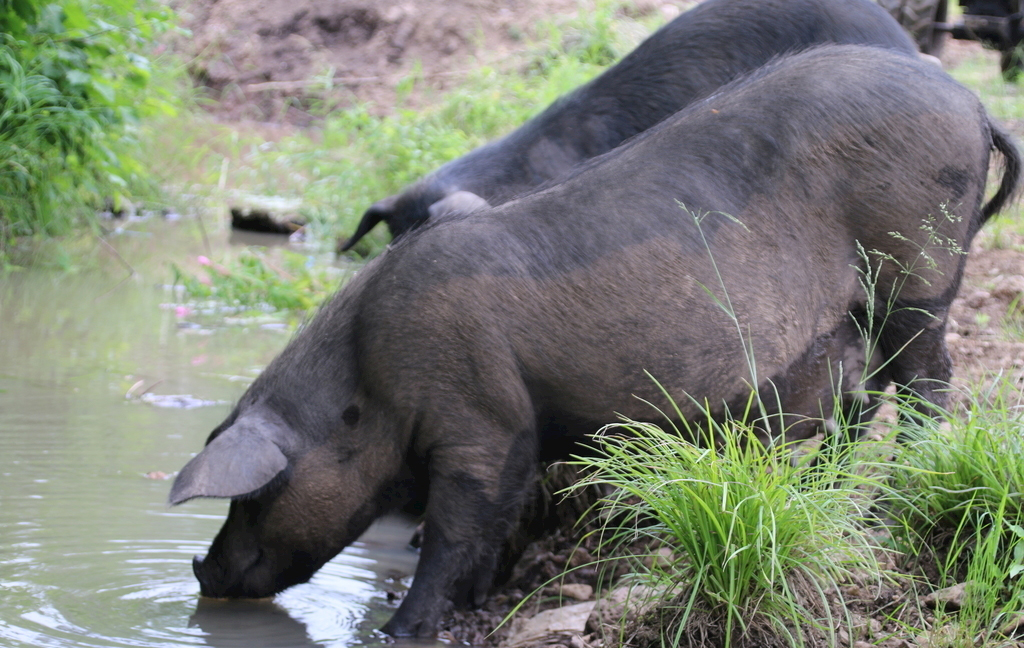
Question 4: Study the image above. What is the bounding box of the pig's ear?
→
[338,195,399,253]
[168,423,288,505]
[427,191,490,220]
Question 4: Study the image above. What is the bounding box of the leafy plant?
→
[1006,522,1024,580]
[0,0,177,253]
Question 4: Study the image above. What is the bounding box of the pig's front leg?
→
[382,429,538,638]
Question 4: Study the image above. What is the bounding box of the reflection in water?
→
[227,229,295,248]
[189,598,323,648]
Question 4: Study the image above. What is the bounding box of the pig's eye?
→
[342,405,360,426]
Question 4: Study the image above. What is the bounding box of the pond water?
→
[0,222,438,647]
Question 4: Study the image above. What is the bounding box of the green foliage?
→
[530,0,627,70]
[281,57,609,253]
[569,417,884,648]
[0,0,177,251]
[918,507,1024,648]
[171,249,344,314]
[886,381,1024,544]
[883,380,1024,644]
[1004,295,1024,341]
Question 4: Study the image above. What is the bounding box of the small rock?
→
[868,617,883,638]
[993,275,1024,301]
[502,602,596,647]
[560,584,593,601]
[228,193,305,235]
[923,582,969,610]
[585,584,662,634]
[383,5,405,22]
[567,547,594,568]
[915,624,958,648]
[966,289,991,308]
[643,547,674,570]
[660,4,681,20]
[569,634,589,648]
[204,58,237,85]
[998,611,1024,637]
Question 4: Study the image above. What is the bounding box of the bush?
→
[0,0,176,251]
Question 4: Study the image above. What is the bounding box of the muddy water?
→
[0,224,435,647]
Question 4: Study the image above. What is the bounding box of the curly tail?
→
[981,119,1022,223]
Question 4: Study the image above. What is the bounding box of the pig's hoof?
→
[381,617,428,638]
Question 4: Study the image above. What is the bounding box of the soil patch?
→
[948,239,1024,392]
[175,0,607,122]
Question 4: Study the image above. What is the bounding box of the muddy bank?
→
[175,0,633,121]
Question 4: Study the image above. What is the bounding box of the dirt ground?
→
[174,0,684,122]
[174,1,1024,644]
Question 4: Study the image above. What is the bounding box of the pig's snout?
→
[192,543,286,600]
[192,551,257,598]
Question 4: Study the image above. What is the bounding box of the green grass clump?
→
[570,418,884,648]
[884,381,1024,645]
[887,382,1024,544]
[1004,296,1024,341]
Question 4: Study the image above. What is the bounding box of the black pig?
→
[339,0,916,251]
[172,46,1019,637]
